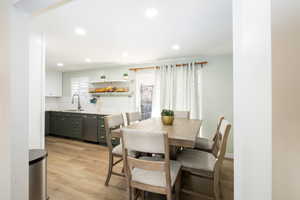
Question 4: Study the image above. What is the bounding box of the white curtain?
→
[152,62,202,119]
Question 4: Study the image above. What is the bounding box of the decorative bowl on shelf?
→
[161,109,174,125]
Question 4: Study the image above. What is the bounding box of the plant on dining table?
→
[161,109,174,125]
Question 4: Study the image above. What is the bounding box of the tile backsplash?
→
[45,96,135,114]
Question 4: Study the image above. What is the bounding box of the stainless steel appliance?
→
[29,149,48,200]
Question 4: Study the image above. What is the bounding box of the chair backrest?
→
[174,111,190,119]
[215,120,231,161]
[212,120,231,195]
[121,128,171,192]
[126,112,142,125]
[104,114,125,151]
[211,116,225,156]
[213,116,225,140]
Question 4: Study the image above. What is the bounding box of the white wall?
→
[202,55,233,153]
[0,1,30,200]
[10,7,30,200]
[28,32,46,149]
[272,0,300,199]
[233,0,272,200]
[0,1,12,199]
[59,66,136,114]
[62,66,132,96]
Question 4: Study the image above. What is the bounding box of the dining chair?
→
[121,128,182,200]
[104,114,136,186]
[174,111,190,119]
[177,120,231,200]
[126,112,142,125]
[194,116,224,156]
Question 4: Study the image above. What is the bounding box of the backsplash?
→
[45,96,135,114]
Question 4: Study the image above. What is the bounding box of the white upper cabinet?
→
[46,71,62,97]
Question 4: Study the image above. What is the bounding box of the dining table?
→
[111,117,203,159]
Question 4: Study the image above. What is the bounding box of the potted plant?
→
[161,109,174,125]
[123,73,128,80]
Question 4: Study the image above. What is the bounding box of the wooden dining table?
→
[111,118,202,158]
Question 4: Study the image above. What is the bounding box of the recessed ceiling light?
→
[122,52,129,57]
[145,8,158,19]
[57,63,64,67]
[75,27,87,36]
[171,44,181,51]
[85,58,92,63]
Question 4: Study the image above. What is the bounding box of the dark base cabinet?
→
[45,111,50,136]
[47,111,107,145]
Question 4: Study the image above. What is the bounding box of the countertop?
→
[45,110,111,115]
[29,149,48,165]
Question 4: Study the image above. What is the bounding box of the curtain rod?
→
[129,61,208,71]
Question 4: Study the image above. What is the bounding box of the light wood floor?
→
[46,136,233,200]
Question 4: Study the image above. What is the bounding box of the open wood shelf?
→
[89,80,133,84]
[89,92,133,97]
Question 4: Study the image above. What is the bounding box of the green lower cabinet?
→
[68,115,83,139]
[50,112,83,139]
[48,112,110,145]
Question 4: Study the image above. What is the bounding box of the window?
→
[140,85,154,120]
[135,70,155,119]
[71,77,89,97]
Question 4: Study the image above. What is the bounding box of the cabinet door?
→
[49,112,56,134]
[82,115,98,142]
[45,112,50,136]
[46,71,62,97]
[54,113,65,136]
[68,115,83,140]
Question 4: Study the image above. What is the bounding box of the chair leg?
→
[166,184,172,200]
[131,188,136,200]
[140,190,145,200]
[166,191,172,200]
[128,186,132,200]
[105,153,113,186]
[213,172,221,200]
[175,171,182,200]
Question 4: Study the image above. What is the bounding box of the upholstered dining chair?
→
[104,114,136,186]
[174,111,190,119]
[177,120,231,200]
[121,128,182,200]
[194,116,225,156]
[126,112,142,125]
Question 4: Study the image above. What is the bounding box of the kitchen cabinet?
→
[45,111,50,136]
[66,114,83,140]
[47,111,107,145]
[46,71,62,97]
[50,112,83,139]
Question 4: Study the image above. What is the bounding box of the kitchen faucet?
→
[71,94,82,111]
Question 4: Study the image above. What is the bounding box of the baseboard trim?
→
[225,153,234,160]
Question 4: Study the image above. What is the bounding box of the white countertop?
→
[46,110,111,115]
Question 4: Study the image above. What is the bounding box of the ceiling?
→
[31,0,232,71]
